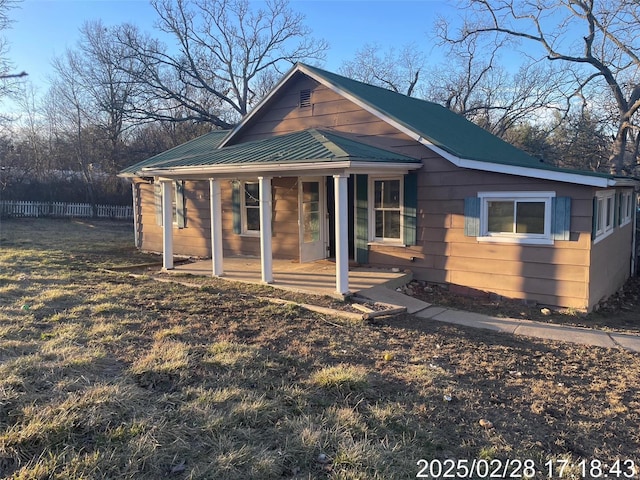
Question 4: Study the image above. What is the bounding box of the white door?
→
[299,177,326,262]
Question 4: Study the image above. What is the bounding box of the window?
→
[370,177,403,242]
[154,180,185,228]
[478,192,554,244]
[242,181,260,234]
[594,190,615,241]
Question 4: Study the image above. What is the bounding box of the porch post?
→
[161,179,174,270]
[259,176,273,284]
[209,178,224,277]
[334,174,350,295]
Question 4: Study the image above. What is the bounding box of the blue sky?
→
[8,0,457,89]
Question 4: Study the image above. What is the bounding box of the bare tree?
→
[428,34,566,138]
[49,51,100,208]
[114,0,328,128]
[441,0,640,174]
[77,21,139,171]
[340,43,425,97]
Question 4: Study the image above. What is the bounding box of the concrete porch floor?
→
[170,257,411,298]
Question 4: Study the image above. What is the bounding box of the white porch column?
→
[334,174,350,295]
[161,179,174,270]
[209,178,224,277]
[259,176,273,284]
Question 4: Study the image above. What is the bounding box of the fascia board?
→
[140,160,421,178]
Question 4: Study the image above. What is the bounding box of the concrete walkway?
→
[358,286,640,353]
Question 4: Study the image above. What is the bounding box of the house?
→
[120,63,638,311]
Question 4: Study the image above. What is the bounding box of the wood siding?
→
[589,198,634,309]
[136,178,300,260]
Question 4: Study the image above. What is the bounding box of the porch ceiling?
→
[171,257,411,298]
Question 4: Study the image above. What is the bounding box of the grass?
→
[0,218,639,479]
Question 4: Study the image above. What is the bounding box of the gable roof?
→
[221,63,632,188]
[132,129,420,178]
[120,129,229,176]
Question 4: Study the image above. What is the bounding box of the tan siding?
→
[368,155,595,309]
[589,198,634,309]
[138,178,300,261]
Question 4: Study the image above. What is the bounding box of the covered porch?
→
[170,256,411,298]
[139,129,421,296]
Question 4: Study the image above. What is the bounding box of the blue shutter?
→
[175,181,186,228]
[232,181,241,234]
[464,197,480,237]
[403,172,418,246]
[154,181,163,226]
[355,174,369,264]
[551,196,571,240]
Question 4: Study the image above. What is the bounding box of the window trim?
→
[477,191,555,245]
[593,190,616,243]
[241,180,260,236]
[368,176,405,245]
[620,191,633,227]
[155,180,184,228]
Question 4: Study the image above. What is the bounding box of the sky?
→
[6,0,458,92]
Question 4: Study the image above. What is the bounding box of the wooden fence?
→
[0,201,133,220]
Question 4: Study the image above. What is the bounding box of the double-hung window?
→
[154,180,185,228]
[620,191,633,226]
[593,190,615,241]
[371,177,403,242]
[242,181,260,234]
[478,192,554,244]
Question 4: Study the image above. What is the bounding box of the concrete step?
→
[356,285,431,314]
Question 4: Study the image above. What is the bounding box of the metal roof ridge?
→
[307,129,350,159]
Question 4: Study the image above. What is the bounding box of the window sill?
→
[368,241,407,247]
[593,228,614,244]
[477,236,553,246]
[240,232,260,238]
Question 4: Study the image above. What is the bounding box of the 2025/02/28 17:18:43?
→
[416,458,639,478]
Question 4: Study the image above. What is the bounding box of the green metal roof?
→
[134,129,419,173]
[120,129,230,176]
[298,64,616,182]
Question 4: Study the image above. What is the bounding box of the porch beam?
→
[259,176,274,284]
[161,180,174,270]
[209,178,224,277]
[334,174,350,295]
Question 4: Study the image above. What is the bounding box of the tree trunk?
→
[609,124,627,175]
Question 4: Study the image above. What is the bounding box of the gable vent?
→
[299,89,311,108]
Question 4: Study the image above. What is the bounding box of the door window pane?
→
[303,202,320,242]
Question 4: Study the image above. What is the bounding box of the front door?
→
[299,177,326,262]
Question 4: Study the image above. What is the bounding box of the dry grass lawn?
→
[0,218,639,479]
